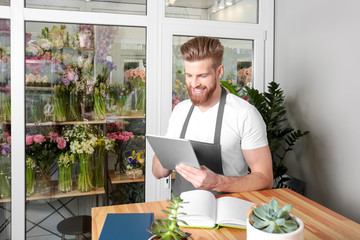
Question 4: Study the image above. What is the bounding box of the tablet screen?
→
[146,134,201,170]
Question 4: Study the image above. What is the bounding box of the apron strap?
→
[214,87,227,144]
[180,87,227,144]
[180,105,194,139]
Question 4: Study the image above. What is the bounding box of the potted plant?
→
[221,81,309,186]
[247,198,304,240]
[148,194,191,240]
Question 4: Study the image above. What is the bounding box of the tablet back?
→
[146,134,201,170]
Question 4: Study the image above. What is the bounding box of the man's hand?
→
[175,164,222,191]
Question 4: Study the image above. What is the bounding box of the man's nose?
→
[189,77,200,87]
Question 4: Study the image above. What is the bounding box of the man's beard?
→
[187,82,216,106]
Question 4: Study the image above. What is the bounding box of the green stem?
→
[78,154,93,192]
[26,167,35,196]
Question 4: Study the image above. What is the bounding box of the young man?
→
[152,36,273,195]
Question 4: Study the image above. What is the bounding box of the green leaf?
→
[263,221,276,233]
[282,204,292,213]
[270,198,279,212]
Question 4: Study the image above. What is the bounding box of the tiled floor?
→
[0,195,99,239]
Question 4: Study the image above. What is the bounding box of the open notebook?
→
[178,190,254,229]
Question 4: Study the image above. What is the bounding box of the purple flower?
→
[62,65,79,86]
[1,145,11,156]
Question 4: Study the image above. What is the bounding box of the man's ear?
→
[217,65,225,79]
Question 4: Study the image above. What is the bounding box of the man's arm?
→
[175,145,273,192]
[152,155,172,179]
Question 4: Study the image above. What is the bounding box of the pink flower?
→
[26,135,34,145]
[56,137,66,149]
[117,134,125,141]
[115,122,122,129]
[7,136,11,144]
[33,134,46,144]
[4,132,9,138]
[48,131,59,141]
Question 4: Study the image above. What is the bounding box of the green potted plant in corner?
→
[246,198,304,240]
[221,81,309,187]
[148,194,191,240]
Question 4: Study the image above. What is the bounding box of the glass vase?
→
[78,153,93,192]
[53,94,67,122]
[135,87,145,113]
[36,171,51,194]
[93,92,106,120]
[92,147,106,188]
[26,166,36,197]
[58,165,73,193]
[36,160,52,193]
[68,92,82,121]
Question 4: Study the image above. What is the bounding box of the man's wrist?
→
[213,174,225,192]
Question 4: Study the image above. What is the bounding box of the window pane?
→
[0,18,11,240]
[172,35,253,107]
[0,0,9,6]
[25,22,146,239]
[165,0,258,23]
[25,0,146,15]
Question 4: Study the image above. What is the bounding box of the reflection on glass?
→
[25,22,146,239]
[25,0,146,15]
[165,0,258,23]
[0,18,11,240]
[172,35,253,107]
[0,0,10,6]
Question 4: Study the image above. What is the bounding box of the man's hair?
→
[180,36,224,69]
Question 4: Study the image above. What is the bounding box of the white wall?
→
[274,0,360,223]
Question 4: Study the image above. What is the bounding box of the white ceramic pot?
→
[246,214,304,240]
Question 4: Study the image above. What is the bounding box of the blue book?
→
[99,213,154,240]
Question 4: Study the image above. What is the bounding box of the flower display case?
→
[5,21,149,239]
[23,21,147,196]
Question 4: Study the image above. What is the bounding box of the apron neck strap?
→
[180,87,227,145]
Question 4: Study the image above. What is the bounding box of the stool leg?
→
[61,233,66,240]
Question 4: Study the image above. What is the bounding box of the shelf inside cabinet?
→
[109,171,176,185]
[0,186,105,203]
[26,86,53,91]
[109,170,144,184]
[25,111,145,126]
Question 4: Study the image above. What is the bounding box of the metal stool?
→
[57,215,91,240]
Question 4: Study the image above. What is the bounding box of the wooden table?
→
[92,188,360,240]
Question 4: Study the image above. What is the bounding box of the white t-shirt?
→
[166,93,268,177]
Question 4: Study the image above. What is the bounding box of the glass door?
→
[158,0,273,198]
[0,18,11,240]
[24,21,146,239]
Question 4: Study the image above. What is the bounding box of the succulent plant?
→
[249,198,299,233]
[148,194,191,240]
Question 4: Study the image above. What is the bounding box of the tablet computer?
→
[146,134,201,170]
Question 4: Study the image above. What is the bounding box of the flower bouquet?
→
[57,152,75,193]
[25,132,67,193]
[53,64,82,122]
[0,144,11,199]
[125,150,145,179]
[106,130,133,174]
[26,157,36,196]
[107,84,131,116]
[125,68,146,112]
[92,136,114,188]
[93,59,117,119]
[64,124,97,192]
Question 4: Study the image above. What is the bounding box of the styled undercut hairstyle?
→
[180,36,224,70]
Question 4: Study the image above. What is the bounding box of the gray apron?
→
[172,87,227,196]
